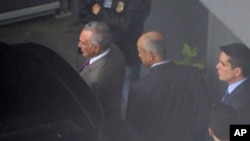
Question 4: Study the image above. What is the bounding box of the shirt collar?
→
[151,60,170,68]
[90,48,110,64]
[228,77,248,94]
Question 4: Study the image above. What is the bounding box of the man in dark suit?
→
[216,43,250,124]
[78,21,125,122]
[126,31,209,141]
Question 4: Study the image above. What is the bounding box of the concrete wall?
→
[200,0,250,46]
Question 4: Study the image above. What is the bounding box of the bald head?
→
[139,31,165,42]
[137,31,167,59]
[137,31,167,66]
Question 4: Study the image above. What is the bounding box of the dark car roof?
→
[0,42,103,141]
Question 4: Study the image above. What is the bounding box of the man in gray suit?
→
[78,21,125,122]
[216,43,250,124]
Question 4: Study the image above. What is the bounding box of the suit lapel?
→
[223,79,248,103]
[80,49,112,77]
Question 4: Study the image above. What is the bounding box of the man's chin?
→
[79,50,87,57]
[218,76,224,81]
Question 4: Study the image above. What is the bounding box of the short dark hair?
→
[84,21,112,50]
[209,103,237,140]
[220,43,250,77]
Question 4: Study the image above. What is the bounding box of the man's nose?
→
[216,63,220,69]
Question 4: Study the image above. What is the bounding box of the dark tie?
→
[83,58,90,68]
[221,89,229,102]
[79,58,90,72]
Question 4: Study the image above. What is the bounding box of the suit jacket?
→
[80,44,125,122]
[223,78,250,124]
[79,0,151,65]
[126,62,209,141]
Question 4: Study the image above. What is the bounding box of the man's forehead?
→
[220,52,230,58]
[80,30,92,39]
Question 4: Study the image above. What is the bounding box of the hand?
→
[92,3,101,15]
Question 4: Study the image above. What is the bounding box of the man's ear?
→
[94,45,101,54]
[148,51,154,61]
[234,67,243,77]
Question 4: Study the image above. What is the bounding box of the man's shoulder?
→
[90,44,125,76]
[227,79,250,105]
[176,64,201,73]
[174,65,203,78]
[235,78,250,92]
[133,64,175,86]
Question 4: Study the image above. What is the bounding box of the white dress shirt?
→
[90,48,110,65]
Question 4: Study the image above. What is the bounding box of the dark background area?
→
[0,0,58,13]
[0,15,81,70]
[0,0,208,72]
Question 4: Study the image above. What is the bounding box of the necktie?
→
[83,58,90,68]
[221,89,229,102]
[79,58,90,72]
